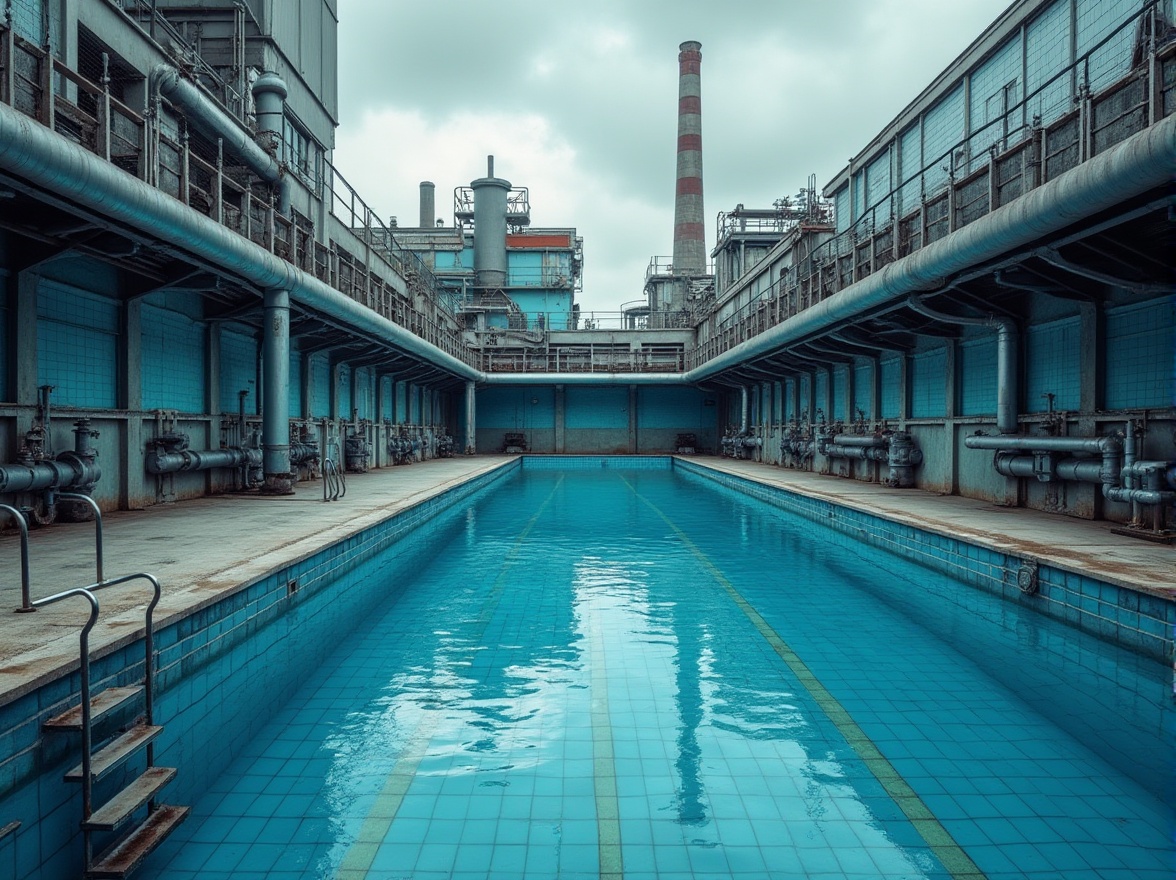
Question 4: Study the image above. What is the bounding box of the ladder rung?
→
[86,805,189,879]
[65,725,162,784]
[83,767,176,831]
[43,687,144,732]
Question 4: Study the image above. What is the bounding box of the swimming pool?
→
[137,460,1173,879]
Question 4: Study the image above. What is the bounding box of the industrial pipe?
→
[0,420,101,494]
[465,381,476,454]
[261,287,294,494]
[471,156,509,289]
[739,386,749,435]
[251,71,287,152]
[0,100,478,381]
[152,65,291,215]
[819,430,922,487]
[145,446,260,474]
[908,296,1018,434]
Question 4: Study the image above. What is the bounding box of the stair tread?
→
[83,767,176,831]
[86,805,189,879]
[44,687,143,731]
[65,725,162,783]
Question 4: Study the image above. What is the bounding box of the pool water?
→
[140,466,1174,879]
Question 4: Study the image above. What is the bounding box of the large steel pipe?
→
[686,114,1176,385]
[261,287,294,494]
[0,455,100,493]
[153,65,291,214]
[964,435,1122,455]
[145,447,260,474]
[0,101,479,382]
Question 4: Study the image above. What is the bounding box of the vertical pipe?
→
[465,381,476,454]
[261,288,293,494]
[995,321,1018,434]
[739,386,749,434]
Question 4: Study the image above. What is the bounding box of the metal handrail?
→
[1,504,32,613]
[30,587,100,820]
[56,493,104,585]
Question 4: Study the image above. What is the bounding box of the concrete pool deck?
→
[1,454,1172,708]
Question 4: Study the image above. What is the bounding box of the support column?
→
[628,384,638,454]
[261,288,293,494]
[554,383,566,453]
[464,380,476,454]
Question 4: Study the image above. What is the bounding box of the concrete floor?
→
[1,455,1172,708]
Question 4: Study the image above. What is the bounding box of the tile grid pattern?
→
[674,459,1174,664]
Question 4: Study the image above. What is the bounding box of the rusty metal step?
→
[65,725,162,784]
[86,805,189,879]
[43,687,143,732]
[83,767,176,831]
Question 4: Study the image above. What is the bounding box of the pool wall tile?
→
[672,459,1175,666]
[0,460,519,880]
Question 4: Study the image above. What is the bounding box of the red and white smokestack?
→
[672,40,705,276]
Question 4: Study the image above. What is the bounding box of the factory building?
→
[0,0,1172,877]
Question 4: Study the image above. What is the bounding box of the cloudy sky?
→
[333,0,1011,314]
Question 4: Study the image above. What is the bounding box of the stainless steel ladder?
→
[9,494,189,877]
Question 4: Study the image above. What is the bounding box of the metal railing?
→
[480,344,686,374]
[0,18,479,372]
[690,1,1176,370]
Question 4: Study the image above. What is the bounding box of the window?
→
[282,115,316,184]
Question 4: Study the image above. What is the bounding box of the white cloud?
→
[334,0,1011,312]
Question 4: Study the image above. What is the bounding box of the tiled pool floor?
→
[138,467,1174,879]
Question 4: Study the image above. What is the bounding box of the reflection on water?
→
[140,467,1173,880]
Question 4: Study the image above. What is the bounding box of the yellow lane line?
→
[624,478,987,880]
[335,475,565,878]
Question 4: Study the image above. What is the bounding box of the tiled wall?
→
[142,303,205,413]
[673,459,1174,665]
[218,325,258,415]
[37,282,118,409]
[1105,298,1175,409]
[1026,316,1082,412]
[909,347,947,418]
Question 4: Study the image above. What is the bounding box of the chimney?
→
[419,181,436,228]
[672,40,705,276]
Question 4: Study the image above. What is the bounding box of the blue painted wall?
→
[1105,298,1175,409]
[142,297,205,413]
[0,269,8,402]
[909,348,947,418]
[853,360,873,420]
[38,281,118,408]
[880,356,902,420]
[219,324,258,415]
[1026,316,1080,412]
[336,364,352,420]
[309,352,331,419]
[288,346,302,418]
[958,334,997,417]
